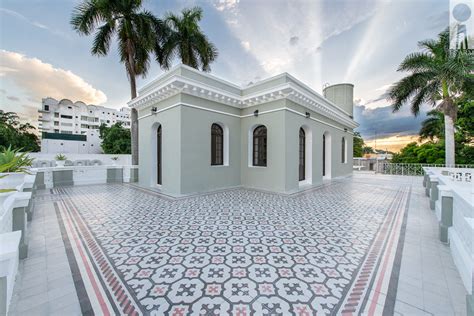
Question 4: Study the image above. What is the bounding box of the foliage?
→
[159,7,218,71]
[363,146,375,154]
[99,123,131,154]
[398,86,474,165]
[392,140,473,165]
[71,0,162,85]
[0,110,40,152]
[388,28,473,116]
[388,28,474,164]
[0,146,34,173]
[0,147,33,194]
[71,0,164,165]
[392,142,445,164]
[353,132,364,157]
[55,154,67,161]
[419,110,444,141]
[456,145,474,165]
[456,98,474,139]
[71,1,217,165]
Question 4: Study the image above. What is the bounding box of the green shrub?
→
[0,146,34,173]
[55,154,67,161]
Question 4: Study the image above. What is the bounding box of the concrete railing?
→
[423,167,473,309]
[0,173,37,315]
[32,165,138,189]
[27,153,132,168]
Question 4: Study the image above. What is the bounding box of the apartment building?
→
[38,97,130,153]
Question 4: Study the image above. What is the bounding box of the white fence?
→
[353,159,474,176]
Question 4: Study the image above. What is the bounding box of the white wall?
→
[28,153,132,165]
[41,139,102,154]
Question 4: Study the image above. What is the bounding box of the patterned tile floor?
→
[8,174,467,315]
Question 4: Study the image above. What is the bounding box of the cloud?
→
[354,103,428,142]
[212,0,381,91]
[17,104,40,127]
[375,83,393,92]
[428,10,448,30]
[344,0,394,81]
[357,92,390,108]
[7,95,20,101]
[213,1,323,86]
[213,0,240,12]
[241,41,250,51]
[0,89,6,94]
[0,8,48,30]
[289,36,299,46]
[364,134,420,153]
[0,8,68,38]
[0,50,107,105]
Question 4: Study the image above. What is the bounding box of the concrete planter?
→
[0,191,16,208]
[55,160,66,167]
[0,173,25,190]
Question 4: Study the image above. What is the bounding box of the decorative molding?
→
[129,67,359,129]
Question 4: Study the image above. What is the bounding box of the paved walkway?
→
[7,174,467,315]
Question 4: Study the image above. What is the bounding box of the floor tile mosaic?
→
[51,179,410,315]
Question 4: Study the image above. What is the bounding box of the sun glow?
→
[364,134,421,153]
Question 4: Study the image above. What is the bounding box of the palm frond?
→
[397,52,436,72]
[161,6,217,71]
[388,72,435,112]
[71,0,109,35]
[91,22,114,55]
[419,110,444,141]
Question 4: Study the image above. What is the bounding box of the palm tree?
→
[71,0,163,165]
[419,110,444,141]
[159,7,218,71]
[388,28,473,165]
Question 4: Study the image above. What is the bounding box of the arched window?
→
[157,125,162,184]
[341,137,346,163]
[211,123,224,165]
[323,134,326,176]
[299,128,305,181]
[253,125,267,166]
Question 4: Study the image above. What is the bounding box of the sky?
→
[0,0,450,152]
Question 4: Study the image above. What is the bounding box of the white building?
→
[38,98,130,154]
[130,64,358,196]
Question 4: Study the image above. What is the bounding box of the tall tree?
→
[419,110,444,141]
[71,0,163,165]
[388,28,473,165]
[0,110,40,152]
[159,7,218,71]
[99,123,131,154]
[353,132,364,157]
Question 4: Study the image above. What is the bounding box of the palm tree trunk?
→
[130,77,139,165]
[127,40,139,166]
[444,114,455,166]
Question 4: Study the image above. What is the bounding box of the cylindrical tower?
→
[323,83,354,118]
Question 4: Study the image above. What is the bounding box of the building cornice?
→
[128,67,359,129]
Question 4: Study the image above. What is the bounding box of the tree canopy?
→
[353,132,364,157]
[394,85,474,165]
[387,28,474,165]
[159,7,218,71]
[0,110,40,152]
[99,123,131,154]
